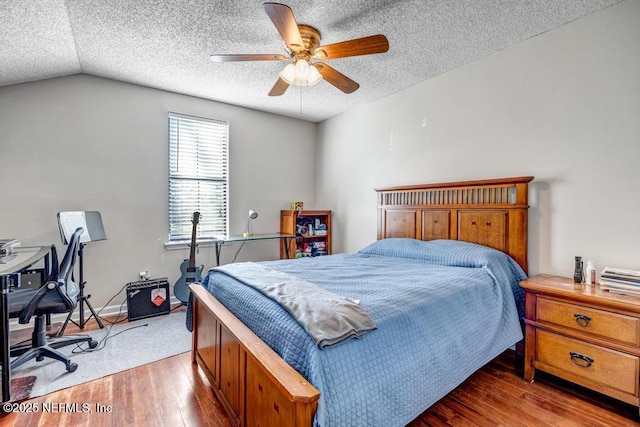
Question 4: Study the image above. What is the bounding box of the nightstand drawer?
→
[537,330,639,396]
[537,297,640,346]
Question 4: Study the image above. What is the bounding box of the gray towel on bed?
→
[214,262,377,349]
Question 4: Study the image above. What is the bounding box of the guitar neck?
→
[188,212,200,269]
[188,227,197,269]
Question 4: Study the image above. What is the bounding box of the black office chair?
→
[8,227,98,372]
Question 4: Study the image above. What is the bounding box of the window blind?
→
[168,113,228,241]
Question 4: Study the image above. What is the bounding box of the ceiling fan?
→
[209,2,389,96]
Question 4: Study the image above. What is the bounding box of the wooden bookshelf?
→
[279,210,332,259]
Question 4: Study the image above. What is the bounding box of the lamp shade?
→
[279,63,296,84]
[279,60,322,87]
[305,64,322,86]
[295,59,310,78]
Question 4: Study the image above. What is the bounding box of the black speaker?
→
[126,278,171,321]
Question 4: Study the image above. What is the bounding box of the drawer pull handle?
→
[573,313,591,327]
[570,351,594,368]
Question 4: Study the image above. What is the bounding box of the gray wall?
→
[0,74,317,313]
[316,0,640,276]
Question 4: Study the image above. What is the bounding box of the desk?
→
[1,246,50,402]
[212,233,295,266]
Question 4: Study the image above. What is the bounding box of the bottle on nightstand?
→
[585,261,596,285]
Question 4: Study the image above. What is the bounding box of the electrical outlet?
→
[139,270,150,280]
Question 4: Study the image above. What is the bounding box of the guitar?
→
[174,212,204,304]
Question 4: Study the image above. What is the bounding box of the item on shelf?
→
[297,224,309,237]
[291,201,304,212]
[297,218,319,237]
[314,219,327,236]
[302,243,313,257]
[295,239,328,257]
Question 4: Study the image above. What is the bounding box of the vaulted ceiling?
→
[0,0,622,122]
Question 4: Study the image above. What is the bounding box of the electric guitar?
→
[174,212,204,304]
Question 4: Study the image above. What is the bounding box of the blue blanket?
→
[192,238,526,426]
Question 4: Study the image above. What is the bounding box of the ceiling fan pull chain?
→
[299,86,303,116]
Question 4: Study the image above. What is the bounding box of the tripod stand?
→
[59,242,104,334]
[57,211,106,334]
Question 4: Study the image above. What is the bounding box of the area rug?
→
[11,311,191,399]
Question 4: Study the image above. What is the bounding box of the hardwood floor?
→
[2,313,639,426]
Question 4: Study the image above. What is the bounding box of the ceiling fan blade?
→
[210,53,288,62]
[268,77,290,96]
[314,63,359,94]
[314,34,389,59]
[263,2,305,51]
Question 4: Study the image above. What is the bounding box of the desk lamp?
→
[243,210,258,237]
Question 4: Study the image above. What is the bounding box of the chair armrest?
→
[18,281,58,324]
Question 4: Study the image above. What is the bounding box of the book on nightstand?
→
[600,267,640,296]
[608,288,640,297]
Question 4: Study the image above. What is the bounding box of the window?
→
[168,113,228,241]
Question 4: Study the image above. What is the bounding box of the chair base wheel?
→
[67,362,78,372]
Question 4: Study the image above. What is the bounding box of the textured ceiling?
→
[0,0,622,122]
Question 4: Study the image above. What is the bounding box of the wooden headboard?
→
[376,176,534,273]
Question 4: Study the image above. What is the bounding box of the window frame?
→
[166,112,229,247]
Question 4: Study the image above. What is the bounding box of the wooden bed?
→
[189,176,534,426]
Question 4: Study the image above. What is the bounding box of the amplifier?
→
[126,277,171,321]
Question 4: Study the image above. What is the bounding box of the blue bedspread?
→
[192,238,526,426]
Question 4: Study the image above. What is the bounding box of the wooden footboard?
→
[190,283,319,427]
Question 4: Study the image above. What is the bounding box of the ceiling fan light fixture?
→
[304,63,322,86]
[279,60,322,87]
[295,59,310,78]
[279,63,296,84]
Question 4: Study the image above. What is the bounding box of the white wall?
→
[316,0,640,276]
[0,74,317,313]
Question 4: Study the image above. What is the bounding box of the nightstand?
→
[520,274,640,410]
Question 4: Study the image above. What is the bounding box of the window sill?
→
[164,238,221,251]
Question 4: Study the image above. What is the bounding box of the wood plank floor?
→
[2,312,639,426]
